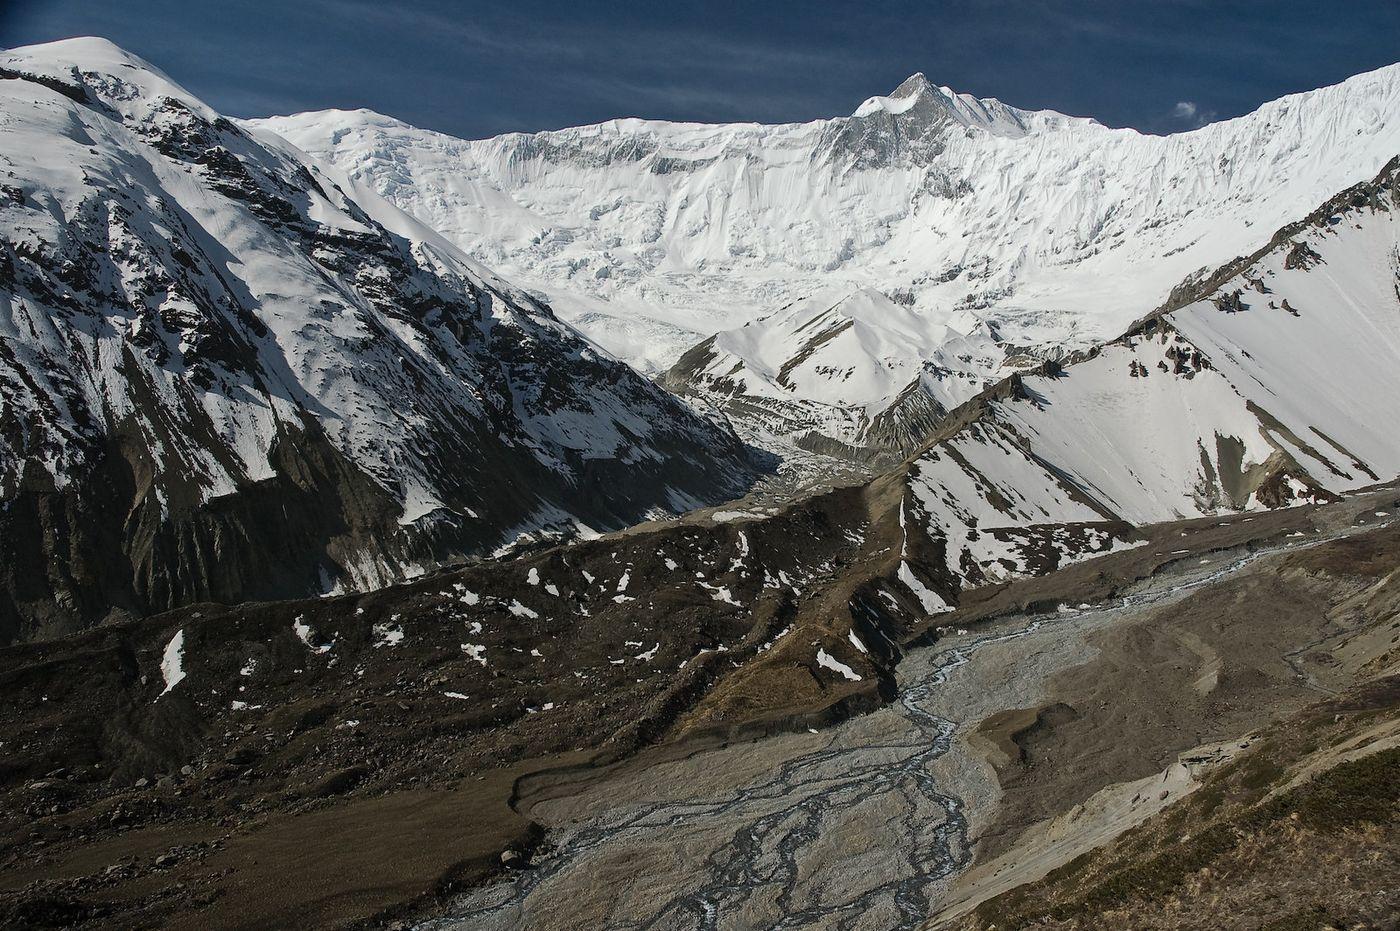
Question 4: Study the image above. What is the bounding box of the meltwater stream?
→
[419,529,1362,931]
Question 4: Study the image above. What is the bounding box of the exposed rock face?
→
[0,39,763,642]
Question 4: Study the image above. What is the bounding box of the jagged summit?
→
[878,72,941,110]
[890,72,933,97]
[851,73,941,117]
[852,72,1040,137]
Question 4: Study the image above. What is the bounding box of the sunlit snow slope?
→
[257,67,1400,403]
[0,38,759,641]
[892,158,1400,606]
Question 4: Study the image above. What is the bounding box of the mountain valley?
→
[1,32,1399,931]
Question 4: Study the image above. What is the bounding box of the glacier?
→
[255,65,1400,392]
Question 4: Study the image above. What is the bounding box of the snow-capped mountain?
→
[0,38,760,642]
[256,66,1400,442]
[893,157,1400,603]
[663,287,1001,463]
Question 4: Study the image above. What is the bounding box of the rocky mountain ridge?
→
[0,38,762,643]
[889,154,1400,603]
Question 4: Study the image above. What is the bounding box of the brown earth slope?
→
[935,513,1400,930]
[1,460,1394,929]
[953,677,1400,931]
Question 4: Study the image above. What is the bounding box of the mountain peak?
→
[851,73,1035,137]
[3,35,211,119]
[6,36,161,83]
[853,73,941,118]
[9,35,133,62]
[252,107,417,140]
[889,72,936,101]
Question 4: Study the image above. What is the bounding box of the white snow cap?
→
[2,36,215,119]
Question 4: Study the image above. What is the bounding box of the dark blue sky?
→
[4,1,1398,138]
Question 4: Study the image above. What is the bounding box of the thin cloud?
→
[1168,99,1215,129]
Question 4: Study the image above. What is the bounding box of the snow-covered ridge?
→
[663,286,1011,461]
[0,37,758,639]
[851,72,1059,137]
[895,158,1400,602]
[255,61,1400,396]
